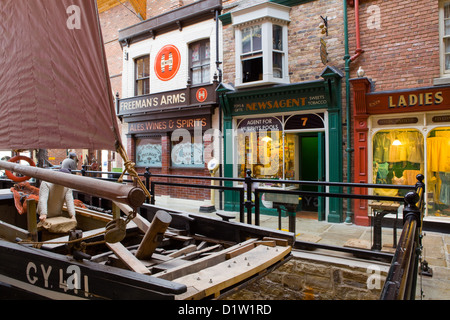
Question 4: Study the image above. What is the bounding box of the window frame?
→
[231,2,290,88]
[134,135,162,168]
[189,39,211,86]
[171,132,204,168]
[134,55,150,96]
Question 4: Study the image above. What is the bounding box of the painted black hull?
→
[0,240,186,300]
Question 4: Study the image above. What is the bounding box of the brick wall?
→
[347,0,440,91]
[221,0,345,84]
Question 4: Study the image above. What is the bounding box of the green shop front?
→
[218,67,344,222]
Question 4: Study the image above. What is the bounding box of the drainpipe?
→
[344,0,364,224]
[343,0,352,224]
[215,9,224,210]
[350,0,364,61]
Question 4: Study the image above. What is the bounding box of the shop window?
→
[372,130,424,197]
[135,136,162,167]
[171,134,203,168]
[236,117,283,185]
[135,55,150,96]
[190,40,210,85]
[426,127,450,216]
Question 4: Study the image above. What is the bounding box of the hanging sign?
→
[320,38,328,65]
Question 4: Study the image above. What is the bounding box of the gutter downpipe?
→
[344,0,364,224]
[215,9,224,210]
[343,0,352,224]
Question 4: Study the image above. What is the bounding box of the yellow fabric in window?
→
[427,137,450,172]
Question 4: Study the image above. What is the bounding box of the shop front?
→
[117,84,217,200]
[218,67,344,222]
[351,77,450,226]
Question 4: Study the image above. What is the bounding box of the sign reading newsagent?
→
[231,89,329,116]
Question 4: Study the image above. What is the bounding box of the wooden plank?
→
[255,240,276,247]
[0,221,28,242]
[106,242,150,275]
[154,239,258,281]
[113,201,150,233]
[262,237,289,247]
[225,242,255,259]
[26,199,38,242]
[174,245,292,300]
[167,244,197,258]
[135,210,172,260]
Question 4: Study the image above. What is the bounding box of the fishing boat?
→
[0,0,293,300]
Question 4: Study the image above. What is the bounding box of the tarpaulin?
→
[0,0,121,151]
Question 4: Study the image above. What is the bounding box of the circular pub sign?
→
[154,45,181,81]
[196,88,208,102]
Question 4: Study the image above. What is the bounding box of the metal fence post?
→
[144,167,151,204]
[245,169,253,225]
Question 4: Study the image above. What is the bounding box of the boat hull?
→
[0,240,186,300]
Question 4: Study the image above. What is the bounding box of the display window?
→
[236,114,325,188]
[135,136,162,167]
[372,129,424,197]
[426,127,450,216]
[171,134,204,168]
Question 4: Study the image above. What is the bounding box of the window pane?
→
[136,56,149,78]
[136,79,149,96]
[191,43,200,62]
[427,127,450,217]
[204,42,210,60]
[242,27,252,53]
[446,19,450,35]
[192,68,201,85]
[273,25,283,51]
[136,137,162,167]
[252,25,262,51]
[372,129,423,197]
[202,66,210,83]
[172,135,204,167]
[242,57,263,82]
[273,52,283,78]
[445,3,450,19]
[236,129,282,181]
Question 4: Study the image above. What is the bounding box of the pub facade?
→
[117,0,223,201]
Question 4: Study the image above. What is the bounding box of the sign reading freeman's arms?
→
[117,85,217,116]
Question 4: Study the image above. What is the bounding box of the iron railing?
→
[380,176,425,300]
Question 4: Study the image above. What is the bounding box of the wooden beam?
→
[128,0,147,20]
[135,210,172,260]
[97,0,121,13]
[106,242,150,274]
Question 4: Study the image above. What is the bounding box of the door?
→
[297,132,325,220]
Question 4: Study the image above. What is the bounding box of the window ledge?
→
[433,76,450,86]
[235,78,289,89]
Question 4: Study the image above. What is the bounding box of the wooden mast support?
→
[0,160,146,209]
[135,210,172,260]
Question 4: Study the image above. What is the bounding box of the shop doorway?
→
[287,132,325,220]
